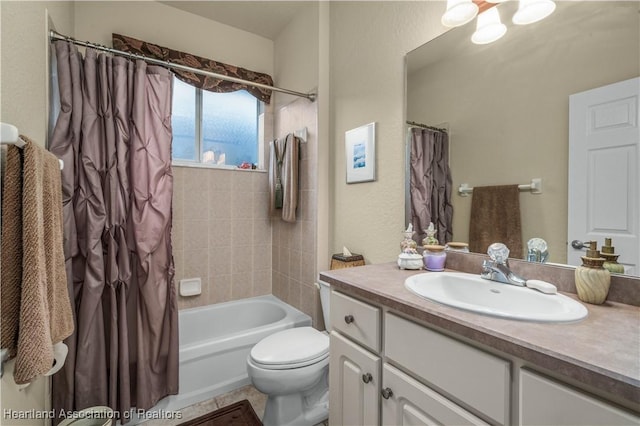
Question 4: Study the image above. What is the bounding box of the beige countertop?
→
[320,262,640,411]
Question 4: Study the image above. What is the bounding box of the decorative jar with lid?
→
[423,245,446,272]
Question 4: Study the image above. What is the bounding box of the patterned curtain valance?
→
[112,33,274,104]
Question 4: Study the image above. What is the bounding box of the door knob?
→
[344,314,354,324]
[381,387,393,399]
[571,240,594,250]
[362,373,372,384]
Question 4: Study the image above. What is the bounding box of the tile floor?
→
[143,384,328,426]
[143,385,267,426]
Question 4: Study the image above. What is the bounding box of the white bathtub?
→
[149,295,311,416]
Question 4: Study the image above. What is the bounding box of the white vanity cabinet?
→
[519,369,640,425]
[329,290,382,425]
[329,290,505,425]
[328,288,639,426]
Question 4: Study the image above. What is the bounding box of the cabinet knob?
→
[381,387,393,399]
[362,373,372,384]
[344,314,354,324]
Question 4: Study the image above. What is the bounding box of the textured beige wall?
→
[73,1,273,76]
[407,1,640,263]
[0,2,74,422]
[273,3,319,110]
[0,1,74,146]
[329,1,446,265]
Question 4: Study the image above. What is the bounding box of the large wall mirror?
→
[406,1,639,275]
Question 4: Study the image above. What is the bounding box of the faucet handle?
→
[481,260,494,279]
[488,243,510,264]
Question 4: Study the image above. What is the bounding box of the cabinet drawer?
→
[382,363,489,426]
[385,313,510,425]
[520,369,640,425]
[331,290,381,352]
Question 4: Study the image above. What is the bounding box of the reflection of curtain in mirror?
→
[410,128,453,245]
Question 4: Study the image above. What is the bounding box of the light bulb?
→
[471,7,507,45]
[513,0,556,25]
[441,0,479,28]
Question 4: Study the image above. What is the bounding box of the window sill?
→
[171,160,266,173]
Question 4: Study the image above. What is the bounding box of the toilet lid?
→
[250,327,329,368]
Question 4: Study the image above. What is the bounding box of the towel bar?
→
[1,122,64,170]
[458,178,542,197]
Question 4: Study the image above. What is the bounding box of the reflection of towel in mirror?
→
[269,134,299,223]
[0,139,74,384]
[468,185,523,259]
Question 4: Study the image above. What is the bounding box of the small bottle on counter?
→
[600,237,625,274]
[574,241,610,304]
[423,245,446,272]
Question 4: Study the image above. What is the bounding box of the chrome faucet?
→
[481,243,527,287]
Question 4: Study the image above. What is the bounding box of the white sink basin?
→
[405,272,588,323]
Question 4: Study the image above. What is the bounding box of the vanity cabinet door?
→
[382,364,489,426]
[330,331,381,426]
[520,369,640,425]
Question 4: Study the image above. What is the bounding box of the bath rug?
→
[178,400,262,426]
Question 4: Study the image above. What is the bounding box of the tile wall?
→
[170,97,320,328]
[172,166,272,309]
[272,98,321,326]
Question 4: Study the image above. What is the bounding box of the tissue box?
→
[330,253,365,270]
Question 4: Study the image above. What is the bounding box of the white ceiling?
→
[160,1,312,40]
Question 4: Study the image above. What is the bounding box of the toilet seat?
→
[250,327,329,370]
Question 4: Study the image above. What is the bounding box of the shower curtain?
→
[409,127,453,245]
[49,41,178,422]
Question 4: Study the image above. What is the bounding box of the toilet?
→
[247,281,331,426]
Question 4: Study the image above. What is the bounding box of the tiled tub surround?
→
[320,259,640,415]
[272,98,322,326]
[171,96,322,327]
[172,166,272,309]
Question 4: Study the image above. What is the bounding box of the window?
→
[171,77,262,167]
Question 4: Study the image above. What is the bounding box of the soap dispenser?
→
[600,238,625,274]
[574,241,611,304]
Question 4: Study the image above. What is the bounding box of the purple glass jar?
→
[423,245,446,271]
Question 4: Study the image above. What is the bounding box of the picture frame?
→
[345,122,376,184]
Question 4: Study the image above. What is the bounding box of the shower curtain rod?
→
[406,120,448,133]
[49,31,316,102]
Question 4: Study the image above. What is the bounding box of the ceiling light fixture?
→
[512,0,557,25]
[441,0,479,28]
[471,7,507,44]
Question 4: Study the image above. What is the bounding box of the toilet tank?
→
[318,281,331,330]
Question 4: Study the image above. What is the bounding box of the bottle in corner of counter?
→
[600,237,625,274]
[574,241,611,304]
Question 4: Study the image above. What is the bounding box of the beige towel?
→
[0,139,74,384]
[268,134,299,223]
[468,185,523,259]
